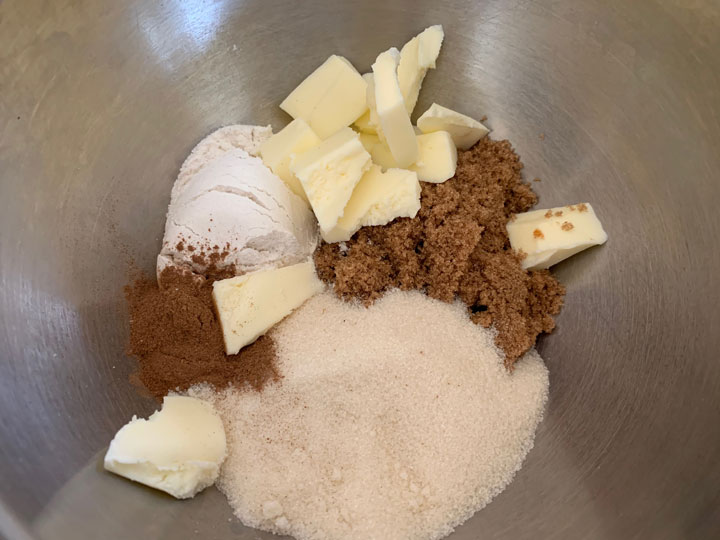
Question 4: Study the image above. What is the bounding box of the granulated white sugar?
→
[191,290,548,540]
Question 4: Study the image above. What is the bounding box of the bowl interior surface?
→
[1,0,719,539]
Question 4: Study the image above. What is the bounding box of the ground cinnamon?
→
[314,138,565,367]
[125,267,279,399]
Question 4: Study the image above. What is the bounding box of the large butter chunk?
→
[417,103,489,150]
[104,396,227,499]
[372,48,418,168]
[371,131,457,183]
[213,260,323,354]
[259,119,321,203]
[324,165,421,242]
[280,55,368,139]
[398,25,445,115]
[291,127,372,233]
[507,203,608,270]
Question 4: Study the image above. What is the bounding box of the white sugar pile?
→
[191,290,549,540]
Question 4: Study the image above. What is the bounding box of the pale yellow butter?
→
[213,260,323,354]
[104,396,226,499]
[323,165,421,243]
[353,73,379,135]
[360,167,421,227]
[259,119,321,202]
[280,55,367,139]
[358,132,380,153]
[412,131,457,183]
[291,127,372,233]
[353,110,374,134]
[398,25,444,115]
[370,131,457,183]
[417,103,489,150]
[507,203,608,270]
[370,140,399,170]
[364,72,385,140]
[372,48,418,168]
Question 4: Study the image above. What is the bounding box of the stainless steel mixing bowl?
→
[1,0,719,538]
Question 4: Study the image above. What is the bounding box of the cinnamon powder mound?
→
[314,138,565,367]
[125,267,279,399]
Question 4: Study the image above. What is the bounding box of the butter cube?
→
[398,25,445,114]
[507,203,608,270]
[291,127,372,233]
[353,73,379,135]
[372,48,418,168]
[371,131,457,183]
[104,396,226,499]
[280,55,368,139]
[412,131,457,183]
[213,260,323,354]
[259,119,321,202]
[324,165,421,243]
[417,103,489,150]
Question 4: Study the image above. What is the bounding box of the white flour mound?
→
[158,125,317,278]
[172,124,273,200]
[191,290,549,540]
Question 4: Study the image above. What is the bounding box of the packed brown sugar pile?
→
[315,137,566,366]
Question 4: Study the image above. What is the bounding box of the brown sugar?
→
[533,229,544,239]
[125,267,279,399]
[314,138,565,368]
[561,221,574,231]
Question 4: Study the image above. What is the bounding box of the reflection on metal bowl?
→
[1,0,719,539]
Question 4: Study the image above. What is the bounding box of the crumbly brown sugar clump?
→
[125,267,280,399]
[314,138,566,367]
